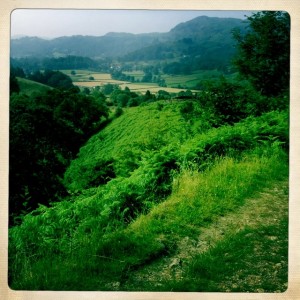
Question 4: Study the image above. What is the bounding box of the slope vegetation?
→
[9,100,289,291]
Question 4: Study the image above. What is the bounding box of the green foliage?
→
[9,142,288,290]
[111,70,135,82]
[8,12,290,290]
[157,90,171,100]
[180,110,289,169]
[11,56,99,74]
[10,75,20,95]
[63,102,197,191]
[233,11,290,97]
[9,88,109,224]
[109,87,142,107]
[101,83,119,95]
[196,77,288,125]
[114,106,124,118]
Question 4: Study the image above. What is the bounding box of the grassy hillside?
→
[64,101,208,191]
[9,100,289,291]
[16,77,52,96]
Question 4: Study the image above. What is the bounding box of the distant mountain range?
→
[11,16,247,62]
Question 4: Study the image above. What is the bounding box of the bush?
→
[9,88,109,223]
[196,78,277,125]
[114,106,123,118]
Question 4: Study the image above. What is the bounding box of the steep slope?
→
[8,101,289,291]
[168,16,246,41]
[63,101,205,191]
[121,16,247,72]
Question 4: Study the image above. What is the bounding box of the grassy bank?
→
[9,105,289,290]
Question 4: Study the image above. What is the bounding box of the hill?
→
[16,77,52,96]
[10,16,246,71]
[9,99,289,291]
[10,32,163,58]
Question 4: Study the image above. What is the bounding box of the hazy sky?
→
[11,9,254,39]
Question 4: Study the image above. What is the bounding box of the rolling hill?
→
[10,16,247,70]
[16,77,52,96]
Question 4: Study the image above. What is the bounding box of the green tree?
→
[197,78,266,125]
[233,11,290,97]
[9,89,109,225]
[10,75,20,95]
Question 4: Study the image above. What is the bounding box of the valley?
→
[61,69,222,93]
[8,11,290,292]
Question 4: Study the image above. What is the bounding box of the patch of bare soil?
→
[121,180,288,291]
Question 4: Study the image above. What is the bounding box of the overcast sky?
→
[11,9,254,39]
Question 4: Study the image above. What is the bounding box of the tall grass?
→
[9,100,289,290]
[164,217,288,292]
[9,141,288,290]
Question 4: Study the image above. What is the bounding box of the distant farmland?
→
[60,70,200,94]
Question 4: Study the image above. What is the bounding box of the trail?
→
[121,179,289,291]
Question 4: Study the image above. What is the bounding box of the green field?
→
[162,70,225,88]
[16,77,52,96]
[60,69,202,94]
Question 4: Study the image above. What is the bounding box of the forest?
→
[8,12,290,291]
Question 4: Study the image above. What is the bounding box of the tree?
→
[28,70,75,90]
[10,75,20,95]
[233,11,290,97]
[9,89,109,225]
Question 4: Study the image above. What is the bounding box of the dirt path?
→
[122,179,289,291]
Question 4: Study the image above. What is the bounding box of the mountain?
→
[10,16,247,61]
[10,32,164,58]
[168,16,245,40]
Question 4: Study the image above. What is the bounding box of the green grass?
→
[123,70,144,81]
[162,70,233,89]
[17,77,52,96]
[63,101,200,191]
[60,69,236,93]
[8,100,289,291]
[9,144,288,290]
[165,218,288,292]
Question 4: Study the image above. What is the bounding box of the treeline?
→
[28,69,74,89]
[91,84,170,108]
[10,65,77,90]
